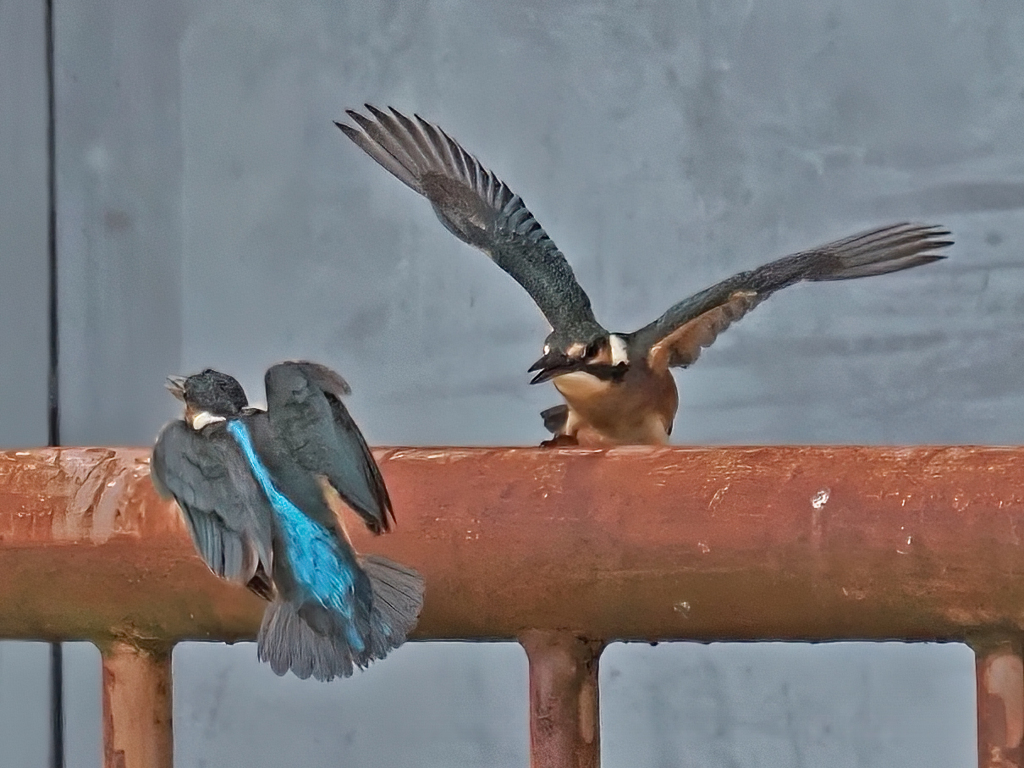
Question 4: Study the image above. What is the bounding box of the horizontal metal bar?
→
[2,446,1024,643]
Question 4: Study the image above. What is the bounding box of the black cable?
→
[45,0,58,448]
[49,645,64,768]
[44,0,65,764]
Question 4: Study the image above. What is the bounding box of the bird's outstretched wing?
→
[337,105,601,336]
[264,361,393,534]
[152,421,274,586]
[631,223,953,372]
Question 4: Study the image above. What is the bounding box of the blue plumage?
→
[226,419,365,653]
[151,363,425,681]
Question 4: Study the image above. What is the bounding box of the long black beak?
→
[165,375,187,401]
[528,350,586,385]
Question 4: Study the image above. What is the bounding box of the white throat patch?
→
[609,334,628,366]
[191,411,227,430]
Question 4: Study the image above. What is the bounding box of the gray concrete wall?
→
[0,0,53,764]
[6,0,1024,763]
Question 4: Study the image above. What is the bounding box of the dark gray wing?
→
[631,222,952,371]
[151,420,274,585]
[264,361,393,534]
[337,105,602,336]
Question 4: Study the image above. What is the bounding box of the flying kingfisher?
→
[337,105,953,446]
[151,361,424,681]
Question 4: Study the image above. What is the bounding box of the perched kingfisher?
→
[151,361,424,681]
[337,105,953,446]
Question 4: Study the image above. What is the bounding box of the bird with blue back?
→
[151,361,424,681]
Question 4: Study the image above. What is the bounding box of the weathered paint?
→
[2,446,1024,642]
[102,643,172,768]
[975,639,1024,768]
[520,630,603,768]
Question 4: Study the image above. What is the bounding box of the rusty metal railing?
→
[2,446,1023,767]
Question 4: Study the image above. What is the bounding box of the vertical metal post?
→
[101,643,173,768]
[520,630,603,768]
[974,638,1024,768]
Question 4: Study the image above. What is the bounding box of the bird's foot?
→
[539,434,580,448]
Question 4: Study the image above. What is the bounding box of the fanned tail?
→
[257,599,360,682]
[361,554,425,660]
[256,555,423,681]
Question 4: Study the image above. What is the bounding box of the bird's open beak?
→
[165,375,187,401]
[528,350,586,384]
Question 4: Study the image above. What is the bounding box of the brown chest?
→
[552,365,678,445]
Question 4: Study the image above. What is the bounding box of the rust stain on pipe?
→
[521,630,603,768]
[4,446,1024,642]
[102,643,172,768]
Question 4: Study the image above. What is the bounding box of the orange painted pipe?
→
[521,631,602,768]
[2,446,1024,644]
[102,643,172,768]
[975,638,1024,768]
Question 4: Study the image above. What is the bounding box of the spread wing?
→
[337,105,602,336]
[632,222,952,371]
[151,420,274,586]
[264,361,393,534]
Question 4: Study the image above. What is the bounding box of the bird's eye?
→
[585,341,602,359]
